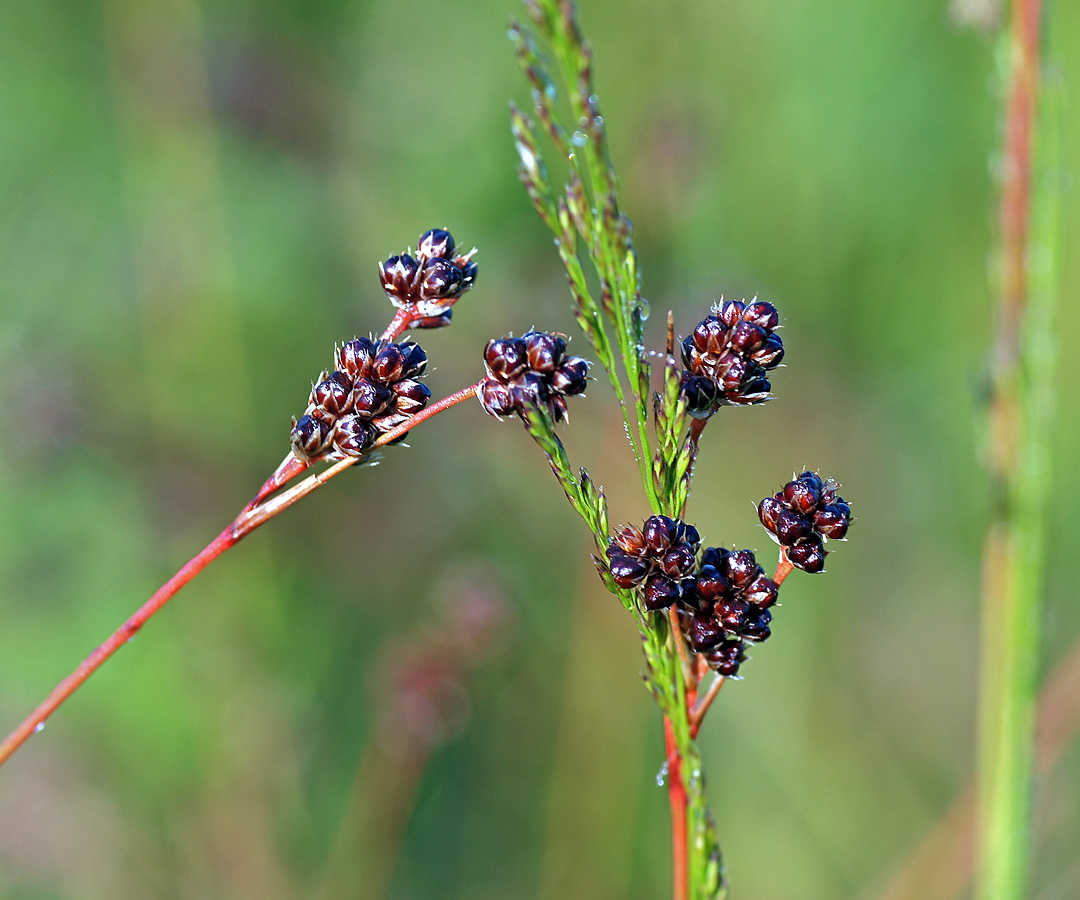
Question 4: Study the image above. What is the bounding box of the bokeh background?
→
[2,0,1079,898]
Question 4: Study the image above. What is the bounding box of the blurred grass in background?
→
[1,0,1078,898]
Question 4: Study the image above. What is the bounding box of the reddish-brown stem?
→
[773,549,795,585]
[689,674,726,738]
[380,308,413,341]
[248,453,309,510]
[664,715,689,900]
[668,604,694,688]
[0,381,482,770]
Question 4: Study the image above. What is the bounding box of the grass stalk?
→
[975,0,1058,897]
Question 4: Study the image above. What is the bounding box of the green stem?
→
[975,1,1058,898]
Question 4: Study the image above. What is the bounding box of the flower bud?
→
[643,515,679,555]
[380,254,420,305]
[688,614,726,652]
[313,371,353,417]
[643,573,680,610]
[484,338,529,381]
[333,415,376,456]
[291,414,331,460]
[524,331,566,374]
[610,555,650,589]
[352,378,393,417]
[420,257,463,301]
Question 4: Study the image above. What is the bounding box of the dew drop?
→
[544,83,557,100]
[588,94,600,106]
[656,760,669,786]
[595,115,604,126]
[638,297,651,321]
[571,131,588,147]
[579,116,589,127]
[34,722,45,734]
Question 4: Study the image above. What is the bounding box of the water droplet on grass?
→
[34,722,45,734]
[656,761,669,786]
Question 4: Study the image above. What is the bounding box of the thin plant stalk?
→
[975,0,1056,897]
[0,382,481,769]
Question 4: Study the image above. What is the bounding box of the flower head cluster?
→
[290,338,430,462]
[478,331,589,423]
[680,299,784,414]
[679,547,778,676]
[607,516,780,677]
[379,228,477,326]
[607,515,701,610]
[758,471,851,573]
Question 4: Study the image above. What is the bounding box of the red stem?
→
[380,308,413,341]
[664,715,689,900]
[689,674,726,739]
[0,382,481,769]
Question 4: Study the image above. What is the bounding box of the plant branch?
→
[665,715,690,900]
[0,382,481,770]
[689,675,726,739]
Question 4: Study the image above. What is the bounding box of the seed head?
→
[379,228,477,321]
[758,471,852,572]
[290,338,432,463]
[478,331,589,423]
[679,298,784,415]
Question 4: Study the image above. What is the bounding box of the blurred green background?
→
[1,0,1079,898]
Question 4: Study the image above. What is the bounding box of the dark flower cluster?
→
[477,331,589,422]
[758,471,851,573]
[678,547,777,676]
[606,515,780,677]
[379,228,478,325]
[290,338,430,462]
[680,299,785,414]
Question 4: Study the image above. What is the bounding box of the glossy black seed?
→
[380,254,420,301]
[420,257,463,300]
[417,228,455,260]
[610,555,650,589]
[798,471,824,492]
[374,344,408,383]
[313,372,353,417]
[741,607,772,643]
[549,394,569,423]
[510,371,548,407]
[788,537,826,573]
[334,415,377,456]
[725,550,759,588]
[643,573,681,610]
[688,614,726,652]
[550,357,589,395]
[680,374,719,416]
[730,321,767,353]
[484,338,528,381]
[700,547,728,570]
[352,378,393,417]
[751,332,785,368]
[291,414,331,459]
[458,258,478,288]
[715,597,750,631]
[524,331,566,374]
[478,378,516,418]
[783,478,820,515]
[695,566,731,601]
[391,379,431,414]
[743,300,779,330]
[643,516,679,555]
[692,316,727,355]
[661,543,697,578]
[705,639,745,676]
[717,300,745,328]
[758,496,783,533]
[679,523,701,549]
[744,574,779,608]
[774,508,813,546]
[728,371,770,405]
[338,338,377,379]
[814,505,850,540]
[399,342,428,379]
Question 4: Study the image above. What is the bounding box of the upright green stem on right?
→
[975,1,1058,898]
